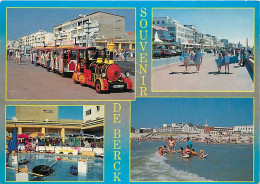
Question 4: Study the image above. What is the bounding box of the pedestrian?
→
[238,49,244,66]
[7,49,10,60]
[120,50,124,62]
[224,52,230,73]
[46,50,51,72]
[14,50,18,63]
[34,51,39,66]
[182,48,190,72]
[195,48,202,72]
[217,53,222,73]
[17,50,21,65]
[124,50,127,62]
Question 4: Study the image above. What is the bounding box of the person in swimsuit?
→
[167,137,176,153]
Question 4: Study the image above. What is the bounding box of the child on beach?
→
[224,52,230,73]
[183,146,191,157]
[162,145,169,154]
[199,150,205,158]
[217,53,222,73]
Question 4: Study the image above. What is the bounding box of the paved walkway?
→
[152,53,253,92]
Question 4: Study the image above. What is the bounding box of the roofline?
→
[54,11,125,28]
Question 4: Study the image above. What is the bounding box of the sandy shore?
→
[152,54,253,91]
[131,132,253,144]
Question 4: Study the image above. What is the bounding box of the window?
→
[162,21,164,24]
[157,21,159,24]
[96,106,100,112]
[153,21,155,24]
[86,109,91,116]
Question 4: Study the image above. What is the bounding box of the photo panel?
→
[6,8,136,101]
[5,105,104,181]
[151,8,254,92]
[131,97,254,182]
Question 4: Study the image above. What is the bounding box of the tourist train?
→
[31,42,133,93]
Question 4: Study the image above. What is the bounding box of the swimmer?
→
[162,145,169,154]
[158,147,163,155]
[183,146,191,157]
[199,150,205,158]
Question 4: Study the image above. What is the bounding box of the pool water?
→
[6,153,103,181]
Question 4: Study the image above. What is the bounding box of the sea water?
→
[131,141,253,181]
[6,153,103,181]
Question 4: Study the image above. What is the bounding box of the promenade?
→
[152,53,253,91]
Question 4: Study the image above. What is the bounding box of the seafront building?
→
[6,106,104,144]
[136,119,253,136]
[8,11,135,51]
[152,16,234,49]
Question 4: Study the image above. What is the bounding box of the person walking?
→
[17,50,21,65]
[46,50,51,72]
[195,48,202,72]
[123,50,127,62]
[183,48,190,72]
[224,52,230,73]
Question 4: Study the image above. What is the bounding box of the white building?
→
[82,105,104,130]
[23,30,54,47]
[153,17,195,46]
[233,125,253,134]
[54,11,126,47]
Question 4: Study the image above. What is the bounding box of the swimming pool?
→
[6,153,103,181]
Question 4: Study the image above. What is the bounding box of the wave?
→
[132,152,211,181]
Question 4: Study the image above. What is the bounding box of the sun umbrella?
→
[30,132,45,138]
[17,134,29,139]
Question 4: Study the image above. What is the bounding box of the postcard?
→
[0,0,259,184]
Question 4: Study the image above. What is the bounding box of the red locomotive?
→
[72,43,133,93]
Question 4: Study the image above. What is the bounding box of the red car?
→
[161,49,171,57]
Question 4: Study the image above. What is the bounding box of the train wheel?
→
[95,81,102,94]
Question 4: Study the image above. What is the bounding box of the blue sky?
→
[153,9,254,47]
[7,8,135,40]
[132,98,253,129]
[6,106,83,120]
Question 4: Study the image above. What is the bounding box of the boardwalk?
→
[152,54,253,92]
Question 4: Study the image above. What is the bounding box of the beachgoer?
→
[217,53,222,73]
[186,137,192,148]
[183,48,190,72]
[167,137,176,153]
[124,50,127,62]
[177,147,184,155]
[158,147,163,155]
[183,146,191,157]
[162,145,169,154]
[195,48,202,72]
[199,150,205,158]
[17,50,21,65]
[224,52,230,73]
[46,51,51,72]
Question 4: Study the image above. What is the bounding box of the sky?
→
[131,98,253,129]
[6,106,83,120]
[7,8,135,40]
[153,9,254,47]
